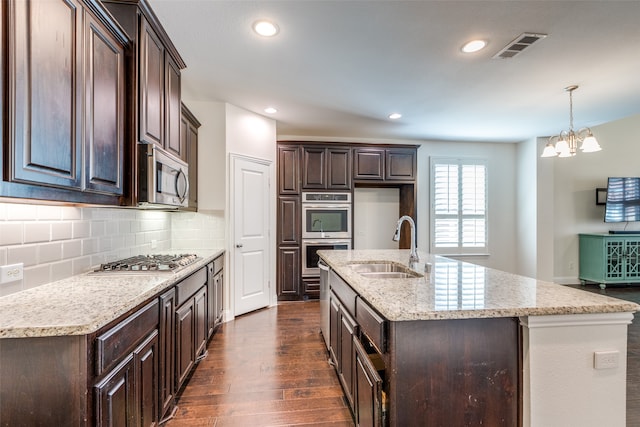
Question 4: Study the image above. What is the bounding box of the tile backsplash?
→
[0,203,225,297]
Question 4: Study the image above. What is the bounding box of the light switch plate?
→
[0,263,24,285]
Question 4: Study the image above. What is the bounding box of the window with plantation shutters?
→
[431,158,487,254]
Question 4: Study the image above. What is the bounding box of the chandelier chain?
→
[569,89,574,131]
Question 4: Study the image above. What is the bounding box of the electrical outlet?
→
[569,262,575,271]
[151,239,157,249]
[594,350,619,369]
[0,263,24,285]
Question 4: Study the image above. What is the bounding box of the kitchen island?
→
[319,249,639,427]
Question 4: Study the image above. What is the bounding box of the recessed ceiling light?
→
[389,113,402,120]
[253,20,279,37]
[461,39,487,53]
[264,107,278,114]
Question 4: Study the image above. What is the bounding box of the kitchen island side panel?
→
[387,317,520,427]
[0,335,89,426]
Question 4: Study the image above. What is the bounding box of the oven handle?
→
[302,204,351,209]
[303,240,352,245]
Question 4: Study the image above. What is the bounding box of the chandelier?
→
[541,85,602,158]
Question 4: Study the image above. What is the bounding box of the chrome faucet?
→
[393,215,419,266]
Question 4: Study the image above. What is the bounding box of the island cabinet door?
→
[388,317,520,426]
[354,337,383,427]
[329,293,340,366]
[339,306,358,409]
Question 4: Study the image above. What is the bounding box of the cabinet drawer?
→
[176,267,207,306]
[356,297,387,353]
[330,270,357,315]
[96,299,159,376]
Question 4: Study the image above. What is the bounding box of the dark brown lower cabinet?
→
[194,286,208,357]
[136,331,159,427]
[94,330,159,427]
[329,293,340,367]
[95,354,135,427]
[329,290,358,410]
[278,247,301,300]
[0,260,225,425]
[176,284,208,391]
[207,255,224,338]
[325,268,519,427]
[176,299,196,389]
[302,277,320,299]
[354,337,383,427]
[214,264,224,328]
[339,306,357,409]
[159,288,176,420]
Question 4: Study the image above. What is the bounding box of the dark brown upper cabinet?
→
[302,146,351,190]
[4,0,127,204]
[353,149,384,180]
[385,148,416,181]
[354,147,416,182]
[165,58,183,159]
[278,145,301,195]
[138,17,165,148]
[103,0,187,205]
[84,12,126,195]
[181,103,200,211]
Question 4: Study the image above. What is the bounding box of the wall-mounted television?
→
[604,177,640,223]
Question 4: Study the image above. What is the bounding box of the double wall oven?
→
[301,192,352,276]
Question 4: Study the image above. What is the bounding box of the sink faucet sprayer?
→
[393,215,419,266]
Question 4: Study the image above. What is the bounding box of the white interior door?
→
[232,155,271,316]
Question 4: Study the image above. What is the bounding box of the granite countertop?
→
[0,249,225,338]
[319,249,640,322]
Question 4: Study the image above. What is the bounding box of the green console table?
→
[579,233,640,289]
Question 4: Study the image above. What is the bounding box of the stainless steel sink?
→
[348,262,423,279]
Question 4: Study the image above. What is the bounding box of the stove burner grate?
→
[95,254,199,273]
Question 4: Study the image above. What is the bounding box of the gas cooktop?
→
[93,254,200,273]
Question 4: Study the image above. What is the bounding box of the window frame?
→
[430,157,488,256]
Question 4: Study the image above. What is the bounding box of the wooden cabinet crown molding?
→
[102,0,186,69]
[83,0,129,45]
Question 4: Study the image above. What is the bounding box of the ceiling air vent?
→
[492,32,547,59]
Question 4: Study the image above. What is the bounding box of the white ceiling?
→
[149,0,640,143]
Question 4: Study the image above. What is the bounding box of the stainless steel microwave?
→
[138,144,189,208]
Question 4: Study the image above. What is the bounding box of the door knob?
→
[236,243,243,248]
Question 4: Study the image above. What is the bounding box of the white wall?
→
[541,114,640,283]
[224,104,278,311]
[180,100,226,212]
[515,138,538,278]
[185,102,278,314]
[353,187,400,250]
[417,140,518,273]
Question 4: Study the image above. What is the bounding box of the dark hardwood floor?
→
[166,301,354,426]
[168,286,640,427]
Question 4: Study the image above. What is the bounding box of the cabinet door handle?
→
[236,243,243,248]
